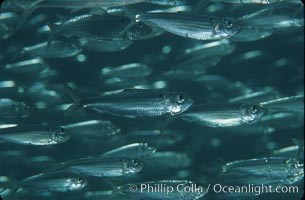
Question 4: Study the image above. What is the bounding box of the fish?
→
[117,180,207,200]
[260,94,304,114]
[180,104,266,127]
[184,39,236,58]
[0,12,19,40]
[47,14,132,47]
[62,120,120,138]
[230,27,273,42]
[21,173,87,192]
[239,4,304,29]
[136,12,241,40]
[101,63,153,79]
[47,156,144,177]
[12,0,186,29]
[4,57,48,75]
[222,157,304,184]
[0,98,34,119]
[22,40,82,58]
[63,83,193,118]
[228,87,280,104]
[0,125,70,145]
[103,143,157,159]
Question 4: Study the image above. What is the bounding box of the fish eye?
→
[250,105,258,114]
[59,127,65,135]
[132,160,138,165]
[177,94,185,103]
[226,19,233,28]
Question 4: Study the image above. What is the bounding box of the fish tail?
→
[63,83,83,116]
[15,1,39,30]
[46,23,60,49]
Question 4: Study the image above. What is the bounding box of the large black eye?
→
[250,105,258,114]
[177,94,185,103]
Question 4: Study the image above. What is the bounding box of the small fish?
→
[230,27,273,42]
[64,83,193,118]
[0,12,18,40]
[103,143,156,159]
[48,156,143,177]
[47,14,132,46]
[14,0,186,29]
[22,40,82,58]
[222,157,304,184]
[0,125,69,145]
[180,104,266,127]
[4,57,48,75]
[239,5,304,29]
[101,63,153,79]
[21,173,87,192]
[228,87,280,104]
[184,39,236,58]
[0,98,34,119]
[118,180,206,200]
[63,120,120,138]
[260,94,304,114]
[136,12,241,40]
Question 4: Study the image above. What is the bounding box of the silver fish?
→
[136,12,241,40]
[228,87,280,104]
[0,125,69,145]
[184,39,236,58]
[21,173,87,192]
[222,157,304,184]
[231,27,273,42]
[23,40,82,58]
[0,98,33,119]
[0,12,18,40]
[118,180,206,200]
[180,104,266,127]
[64,83,193,118]
[63,120,120,138]
[47,14,132,45]
[48,156,143,177]
[239,5,304,29]
[103,143,156,159]
[260,94,304,114]
[13,0,186,29]
[101,63,153,78]
[4,57,48,75]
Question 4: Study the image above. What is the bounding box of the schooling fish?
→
[63,83,193,118]
[21,173,87,192]
[0,125,69,145]
[222,157,304,184]
[180,104,266,127]
[136,12,241,40]
[14,0,185,29]
[47,156,143,177]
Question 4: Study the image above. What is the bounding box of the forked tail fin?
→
[62,83,83,116]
